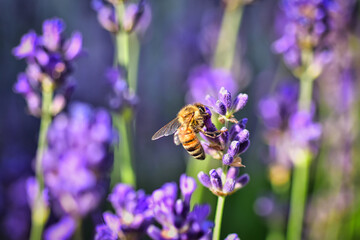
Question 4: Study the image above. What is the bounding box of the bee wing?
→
[151,117,181,140]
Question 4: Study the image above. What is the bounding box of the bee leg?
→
[199,128,226,138]
[174,132,181,145]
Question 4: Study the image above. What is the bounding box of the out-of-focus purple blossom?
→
[122,1,152,34]
[259,83,321,167]
[44,216,76,240]
[95,183,153,240]
[187,65,238,103]
[254,196,275,217]
[92,0,119,33]
[272,0,336,69]
[92,0,151,34]
[224,233,240,240]
[206,87,248,119]
[147,174,213,240]
[106,67,138,111]
[12,18,82,117]
[42,103,113,218]
[198,167,249,197]
[259,83,298,130]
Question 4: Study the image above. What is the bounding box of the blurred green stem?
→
[286,50,315,240]
[74,219,82,240]
[30,78,53,240]
[111,1,137,187]
[213,4,243,70]
[286,151,311,240]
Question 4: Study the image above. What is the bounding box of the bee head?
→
[194,103,209,117]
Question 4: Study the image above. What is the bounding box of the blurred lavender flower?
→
[44,216,76,240]
[147,174,213,240]
[224,233,240,240]
[259,83,321,168]
[106,67,138,111]
[187,65,238,103]
[272,0,336,69]
[42,103,113,218]
[198,167,249,197]
[92,0,151,34]
[95,183,153,240]
[12,18,82,116]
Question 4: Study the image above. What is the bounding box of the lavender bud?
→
[13,73,32,95]
[209,169,222,191]
[238,140,250,155]
[197,171,211,188]
[222,153,234,165]
[180,174,196,205]
[223,179,236,194]
[226,167,239,181]
[218,87,232,109]
[147,225,162,240]
[228,141,241,157]
[232,93,248,112]
[12,31,37,59]
[44,216,76,240]
[215,100,227,115]
[64,32,82,60]
[237,174,250,187]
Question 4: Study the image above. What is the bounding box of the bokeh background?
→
[1,0,359,239]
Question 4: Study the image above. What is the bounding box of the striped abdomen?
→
[178,127,205,160]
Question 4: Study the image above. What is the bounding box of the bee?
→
[151,103,223,160]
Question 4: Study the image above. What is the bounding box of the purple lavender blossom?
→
[198,167,249,197]
[42,103,113,218]
[187,65,238,103]
[272,0,336,68]
[95,183,153,240]
[201,110,250,167]
[12,18,82,116]
[147,174,213,240]
[106,67,138,111]
[206,87,248,120]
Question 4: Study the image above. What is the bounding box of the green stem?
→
[213,196,226,240]
[110,1,137,187]
[286,152,311,240]
[74,219,83,240]
[128,34,140,92]
[30,78,53,240]
[116,2,129,68]
[112,112,136,187]
[213,4,243,70]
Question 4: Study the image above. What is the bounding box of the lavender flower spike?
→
[148,174,213,240]
[198,167,249,197]
[12,18,83,117]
